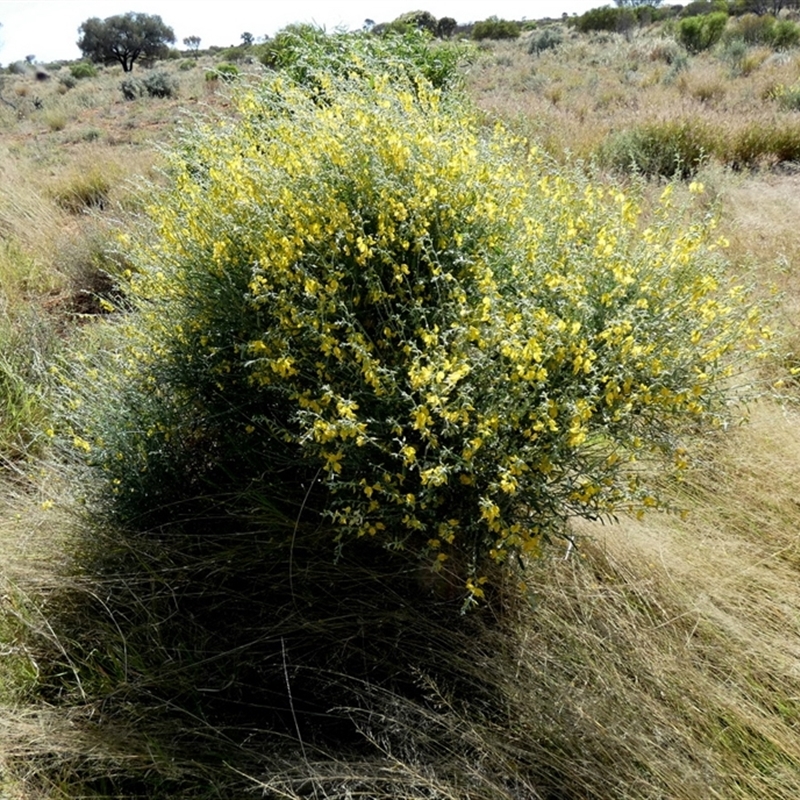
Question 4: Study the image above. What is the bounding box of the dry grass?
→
[468,29,800,166]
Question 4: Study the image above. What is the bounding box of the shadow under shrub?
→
[24,499,796,800]
[26,510,523,798]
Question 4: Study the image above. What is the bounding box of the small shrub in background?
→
[472,16,521,40]
[384,10,438,35]
[528,27,564,56]
[575,6,635,34]
[142,70,177,98]
[218,45,247,62]
[647,37,684,65]
[437,16,457,39]
[681,0,726,15]
[678,12,728,53]
[120,77,145,100]
[178,59,195,71]
[720,36,748,73]
[69,71,762,598]
[599,117,712,178]
[772,19,800,50]
[724,119,800,168]
[662,52,690,84]
[205,63,239,82]
[726,13,776,46]
[69,61,97,79]
[739,46,771,75]
[259,25,467,92]
[58,72,77,90]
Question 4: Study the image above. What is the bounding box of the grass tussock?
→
[50,165,116,213]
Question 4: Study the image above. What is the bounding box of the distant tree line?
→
[69,3,800,75]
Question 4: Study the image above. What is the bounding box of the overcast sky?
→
[0,1,602,64]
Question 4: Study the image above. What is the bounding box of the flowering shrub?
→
[74,72,761,597]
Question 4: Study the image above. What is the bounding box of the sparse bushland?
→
[3,15,800,800]
[467,26,800,172]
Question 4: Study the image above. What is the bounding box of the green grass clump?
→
[0,348,46,463]
[0,242,59,462]
[51,167,113,212]
[205,62,239,82]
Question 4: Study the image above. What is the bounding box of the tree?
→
[241,31,254,46]
[437,17,457,38]
[183,35,201,57]
[77,12,175,72]
[388,10,438,35]
[472,17,521,40]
